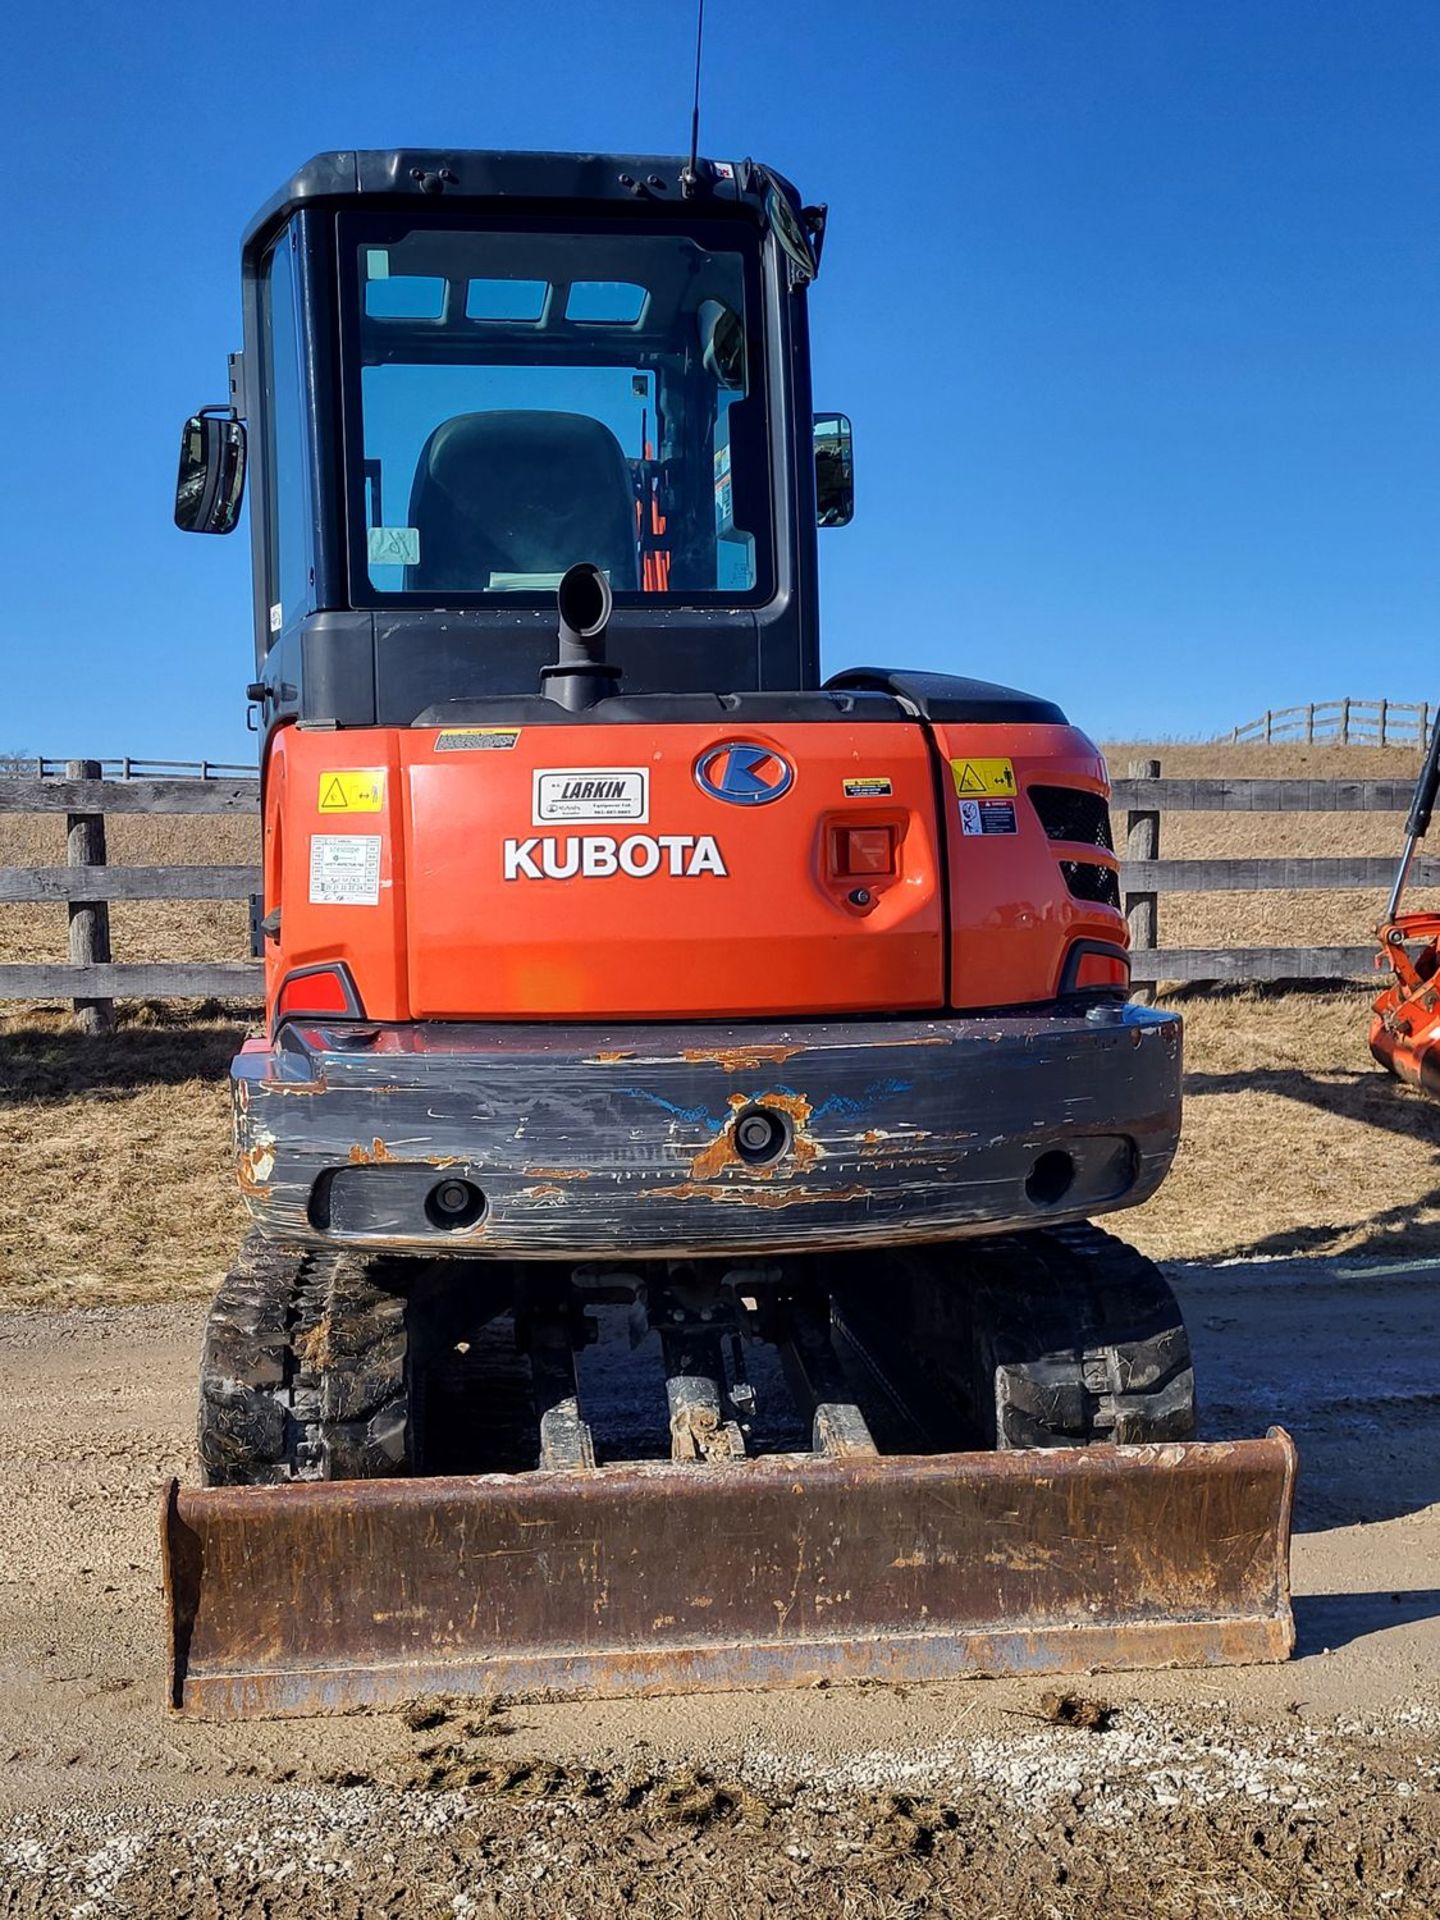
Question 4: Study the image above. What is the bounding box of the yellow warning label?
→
[318,770,386,813]
[949,757,1017,798]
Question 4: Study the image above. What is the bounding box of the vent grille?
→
[1060,860,1122,910]
[1030,785,1114,851]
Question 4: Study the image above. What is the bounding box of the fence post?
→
[1379,697,1389,747]
[1305,703,1315,742]
[65,758,114,1035]
[1124,758,1160,1006]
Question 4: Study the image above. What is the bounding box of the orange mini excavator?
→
[1372,719,1440,1089]
[163,149,1294,1718]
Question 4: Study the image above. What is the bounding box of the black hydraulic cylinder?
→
[1406,709,1440,843]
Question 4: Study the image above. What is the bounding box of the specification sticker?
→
[309,835,382,905]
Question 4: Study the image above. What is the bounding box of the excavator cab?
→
[176,153,844,703]
[162,151,1294,1719]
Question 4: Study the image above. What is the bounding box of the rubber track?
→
[198,1231,411,1485]
[979,1222,1197,1448]
[837,1222,1195,1450]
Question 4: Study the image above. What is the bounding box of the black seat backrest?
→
[404,410,639,592]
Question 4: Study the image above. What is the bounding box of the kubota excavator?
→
[1372,718,1440,1088]
[163,148,1294,1718]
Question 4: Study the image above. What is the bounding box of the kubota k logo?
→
[695,742,794,806]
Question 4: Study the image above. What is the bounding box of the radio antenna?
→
[680,0,706,197]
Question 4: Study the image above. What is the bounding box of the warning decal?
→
[959,799,1018,837]
[318,770,385,813]
[435,728,521,753]
[843,776,893,799]
[950,757,1016,797]
[309,835,382,904]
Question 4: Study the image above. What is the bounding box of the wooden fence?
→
[0,756,256,782]
[1225,698,1430,748]
[0,759,1425,1024]
[0,761,260,1031]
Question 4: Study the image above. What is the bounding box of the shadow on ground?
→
[1293,1588,1440,1656]
[1185,1062,1440,1260]
[0,1008,247,1103]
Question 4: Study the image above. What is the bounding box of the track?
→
[2,1256,1440,1913]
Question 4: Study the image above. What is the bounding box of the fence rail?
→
[1225,699,1431,748]
[0,778,258,815]
[3,757,256,781]
[0,760,1428,1019]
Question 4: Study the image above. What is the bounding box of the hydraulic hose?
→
[1386,709,1440,922]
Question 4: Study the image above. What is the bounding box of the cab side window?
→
[261,225,313,641]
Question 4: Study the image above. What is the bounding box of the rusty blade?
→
[163,1430,1296,1719]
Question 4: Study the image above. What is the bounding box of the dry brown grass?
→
[1125,985,1440,1263]
[0,743,1435,1303]
[1108,741,1431,949]
[0,811,258,973]
[0,1005,248,1307]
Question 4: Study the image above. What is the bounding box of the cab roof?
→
[243,149,797,259]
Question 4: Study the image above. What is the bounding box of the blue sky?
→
[4,0,1437,759]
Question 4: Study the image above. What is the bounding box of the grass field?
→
[1,741,1437,1305]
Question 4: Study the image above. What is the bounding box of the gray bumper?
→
[232,1005,1182,1259]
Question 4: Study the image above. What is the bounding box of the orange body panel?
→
[935,724,1122,1008]
[262,718,1126,1026]
[1371,912,1440,1095]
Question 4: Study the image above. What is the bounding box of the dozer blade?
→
[163,1429,1295,1719]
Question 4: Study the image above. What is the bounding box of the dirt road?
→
[2,1257,1439,1916]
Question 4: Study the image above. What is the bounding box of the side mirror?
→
[814,414,854,528]
[174,411,246,534]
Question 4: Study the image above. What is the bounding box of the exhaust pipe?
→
[541,563,620,711]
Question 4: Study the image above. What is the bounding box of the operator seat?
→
[405,410,640,592]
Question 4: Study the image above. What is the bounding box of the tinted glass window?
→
[261,228,313,636]
[343,218,771,604]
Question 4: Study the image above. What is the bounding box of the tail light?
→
[1060,941,1130,996]
[274,963,365,1026]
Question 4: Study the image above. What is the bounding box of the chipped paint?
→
[236,1143,276,1197]
[681,1044,805,1072]
[348,1138,397,1166]
[643,1181,871,1210]
[690,1090,823,1182]
[345,1138,463,1169]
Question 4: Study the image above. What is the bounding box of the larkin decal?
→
[503,834,728,880]
[533,766,648,825]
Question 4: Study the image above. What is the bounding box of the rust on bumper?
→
[232,1006,1182,1258]
[163,1428,1294,1719]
